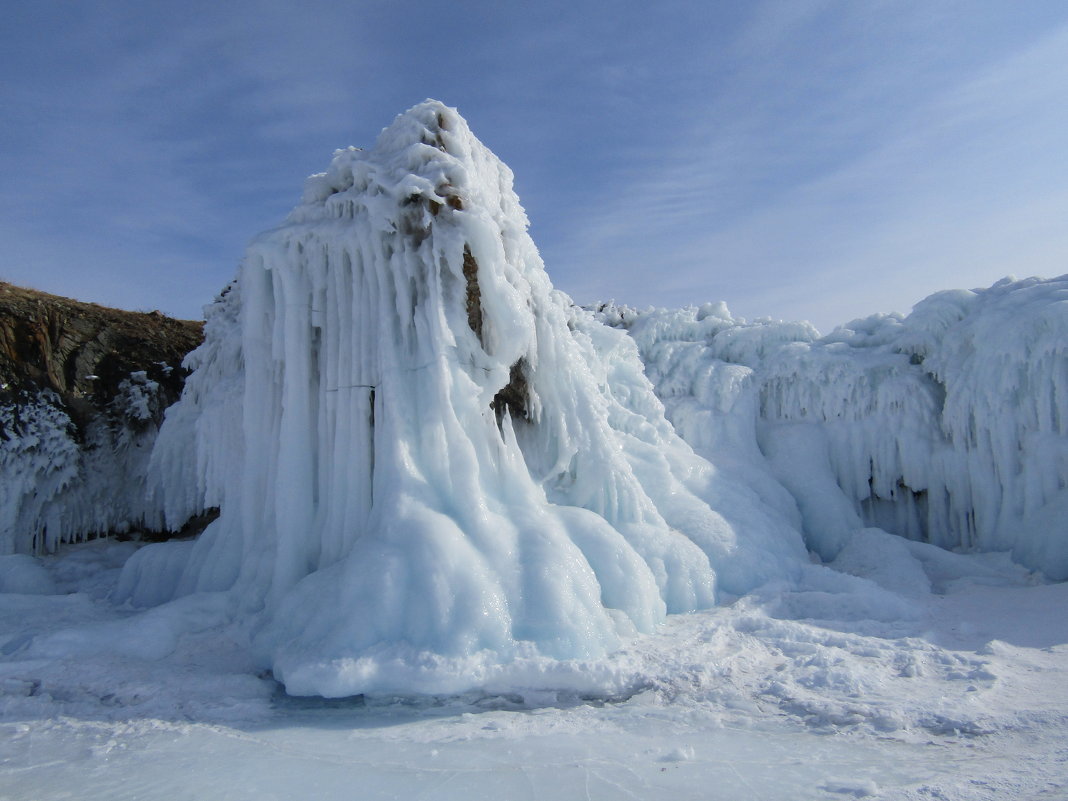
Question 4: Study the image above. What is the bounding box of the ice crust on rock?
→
[0,377,169,556]
[122,101,807,696]
[596,274,1068,578]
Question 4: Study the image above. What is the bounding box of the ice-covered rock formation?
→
[596,275,1068,579]
[121,101,806,696]
[1,378,164,554]
[0,282,203,555]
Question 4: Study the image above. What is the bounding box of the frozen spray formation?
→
[120,101,806,695]
[598,274,1068,580]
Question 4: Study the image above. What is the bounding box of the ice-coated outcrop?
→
[0,282,203,555]
[597,275,1068,579]
[1,379,164,555]
[121,101,806,696]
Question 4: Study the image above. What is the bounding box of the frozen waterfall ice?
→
[596,274,1068,580]
[119,101,807,696]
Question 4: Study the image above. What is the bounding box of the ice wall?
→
[0,376,170,555]
[598,275,1068,579]
[124,101,806,696]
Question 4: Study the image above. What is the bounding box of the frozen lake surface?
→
[2,540,1066,800]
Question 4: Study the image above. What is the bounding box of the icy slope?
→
[596,275,1068,578]
[121,101,807,696]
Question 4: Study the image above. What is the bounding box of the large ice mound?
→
[121,101,807,696]
[596,274,1068,579]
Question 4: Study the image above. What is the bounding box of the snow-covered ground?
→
[2,538,1065,800]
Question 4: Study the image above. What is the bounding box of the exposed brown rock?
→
[491,359,530,423]
[0,281,207,551]
[462,246,484,345]
[0,281,203,430]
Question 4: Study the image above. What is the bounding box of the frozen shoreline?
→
[2,539,1066,800]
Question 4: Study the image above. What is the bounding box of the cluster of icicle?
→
[0,374,168,555]
[597,274,1068,579]
[120,101,807,696]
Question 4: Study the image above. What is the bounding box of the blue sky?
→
[3,1,1067,332]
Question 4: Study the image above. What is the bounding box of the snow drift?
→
[121,101,806,696]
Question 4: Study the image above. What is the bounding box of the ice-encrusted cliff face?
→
[121,101,806,696]
[0,282,203,556]
[597,275,1068,579]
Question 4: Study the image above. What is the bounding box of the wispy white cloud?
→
[543,3,1068,330]
[0,0,395,317]
[2,0,1067,329]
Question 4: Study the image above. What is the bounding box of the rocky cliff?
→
[0,281,205,554]
[0,281,202,424]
